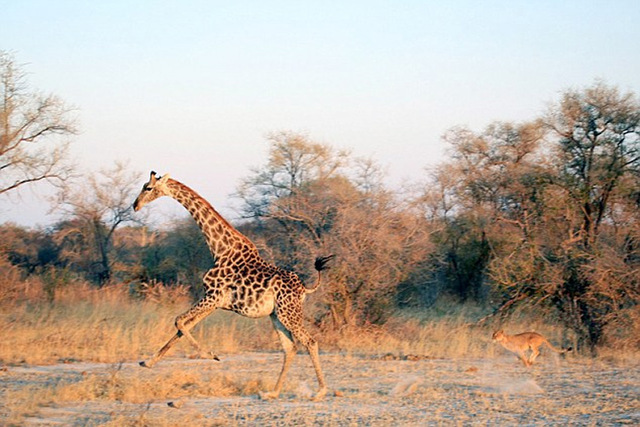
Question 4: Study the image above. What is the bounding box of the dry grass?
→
[0,275,281,366]
[4,363,264,410]
[2,270,639,425]
[1,299,280,365]
[3,353,638,425]
[0,273,631,367]
[0,293,566,368]
[319,300,581,362]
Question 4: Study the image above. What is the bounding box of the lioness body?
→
[492,330,571,367]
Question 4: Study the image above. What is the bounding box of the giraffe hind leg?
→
[306,336,327,401]
[260,314,297,400]
[140,295,219,368]
[288,321,327,400]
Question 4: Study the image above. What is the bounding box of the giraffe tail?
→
[305,255,335,294]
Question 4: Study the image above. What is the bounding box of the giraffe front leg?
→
[140,331,182,368]
[175,295,220,361]
[139,295,219,368]
[176,312,220,361]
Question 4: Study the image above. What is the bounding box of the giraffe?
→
[132,171,333,400]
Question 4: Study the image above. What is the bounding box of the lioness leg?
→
[518,352,531,367]
[528,347,541,365]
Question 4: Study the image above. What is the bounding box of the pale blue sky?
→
[2,1,639,226]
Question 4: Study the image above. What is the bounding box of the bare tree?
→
[425,121,548,301]
[237,131,350,221]
[54,162,141,285]
[0,51,77,196]
[237,133,433,327]
[546,80,640,248]
[543,81,640,349]
[434,82,640,351]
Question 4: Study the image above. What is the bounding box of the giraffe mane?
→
[167,178,257,250]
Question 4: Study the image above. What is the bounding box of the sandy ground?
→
[2,352,639,426]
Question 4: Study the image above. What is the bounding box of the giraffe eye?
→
[144,186,153,192]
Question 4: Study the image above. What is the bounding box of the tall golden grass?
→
[6,253,637,368]
[3,261,638,425]
[0,259,282,365]
[0,261,587,367]
[1,287,282,366]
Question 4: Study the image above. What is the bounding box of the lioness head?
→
[492,330,506,342]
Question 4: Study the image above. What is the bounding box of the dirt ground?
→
[2,352,639,426]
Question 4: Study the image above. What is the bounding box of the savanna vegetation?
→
[1,48,639,371]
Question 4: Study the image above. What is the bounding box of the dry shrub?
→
[332,299,493,359]
[195,313,278,354]
[103,412,210,427]
[316,301,489,359]
[3,385,52,425]
[0,255,22,302]
[599,305,640,360]
[384,313,488,359]
[129,279,191,306]
[321,323,393,355]
[0,256,46,303]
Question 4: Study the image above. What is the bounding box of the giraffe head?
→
[133,171,171,211]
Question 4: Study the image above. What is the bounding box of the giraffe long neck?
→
[165,179,258,261]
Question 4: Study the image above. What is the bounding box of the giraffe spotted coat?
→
[133,171,332,400]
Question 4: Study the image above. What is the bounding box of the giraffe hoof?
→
[194,351,221,361]
[139,360,153,368]
[259,391,279,400]
[168,398,185,409]
[201,351,220,361]
[311,387,328,401]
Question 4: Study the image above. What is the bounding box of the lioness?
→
[492,330,572,367]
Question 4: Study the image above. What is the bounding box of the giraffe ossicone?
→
[133,171,332,400]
